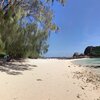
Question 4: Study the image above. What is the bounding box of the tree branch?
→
[0,0,4,9]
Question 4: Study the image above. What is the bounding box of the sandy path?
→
[0,59,99,100]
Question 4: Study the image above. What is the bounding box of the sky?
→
[45,0,100,57]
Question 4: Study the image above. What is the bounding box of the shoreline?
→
[0,59,99,100]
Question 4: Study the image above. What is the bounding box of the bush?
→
[0,52,6,59]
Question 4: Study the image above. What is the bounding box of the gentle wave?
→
[72,58,100,66]
[72,58,100,74]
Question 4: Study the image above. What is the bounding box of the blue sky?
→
[45,0,100,57]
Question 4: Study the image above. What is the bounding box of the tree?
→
[0,0,64,58]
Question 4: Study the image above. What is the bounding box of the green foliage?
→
[0,7,50,58]
[84,46,100,57]
[0,52,6,59]
[91,47,100,56]
[0,0,64,58]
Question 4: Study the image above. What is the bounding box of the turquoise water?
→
[72,58,100,66]
[72,58,100,75]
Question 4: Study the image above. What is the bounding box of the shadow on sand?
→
[0,61,37,75]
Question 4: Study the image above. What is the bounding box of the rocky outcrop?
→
[84,46,100,57]
[73,52,85,58]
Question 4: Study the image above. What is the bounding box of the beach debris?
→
[13,97,17,100]
[66,90,69,92]
[73,70,100,90]
[68,66,70,67]
[77,94,81,98]
[36,79,43,81]
[32,65,37,67]
[80,86,84,90]
[96,97,100,100]
[73,82,76,84]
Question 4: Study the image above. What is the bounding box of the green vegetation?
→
[0,0,64,58]
[91,47,100,56]
[84,46,100,57]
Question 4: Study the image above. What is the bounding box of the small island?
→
[84,46,100,57]
[73,46,100,59]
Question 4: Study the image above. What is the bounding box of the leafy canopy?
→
[0,0,64,58]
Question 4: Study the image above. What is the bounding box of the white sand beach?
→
[0,59,100,100]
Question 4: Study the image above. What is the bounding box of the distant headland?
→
[73,46,100,59]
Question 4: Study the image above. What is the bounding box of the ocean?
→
[72,58,100,66]
[72,58,100,74]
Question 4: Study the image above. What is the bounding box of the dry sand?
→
[0,59,99,100]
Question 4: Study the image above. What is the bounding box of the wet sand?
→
[0,59,99,100]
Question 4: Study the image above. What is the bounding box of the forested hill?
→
[84,46,100,57]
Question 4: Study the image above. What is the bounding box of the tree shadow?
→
[0,61,37,75]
